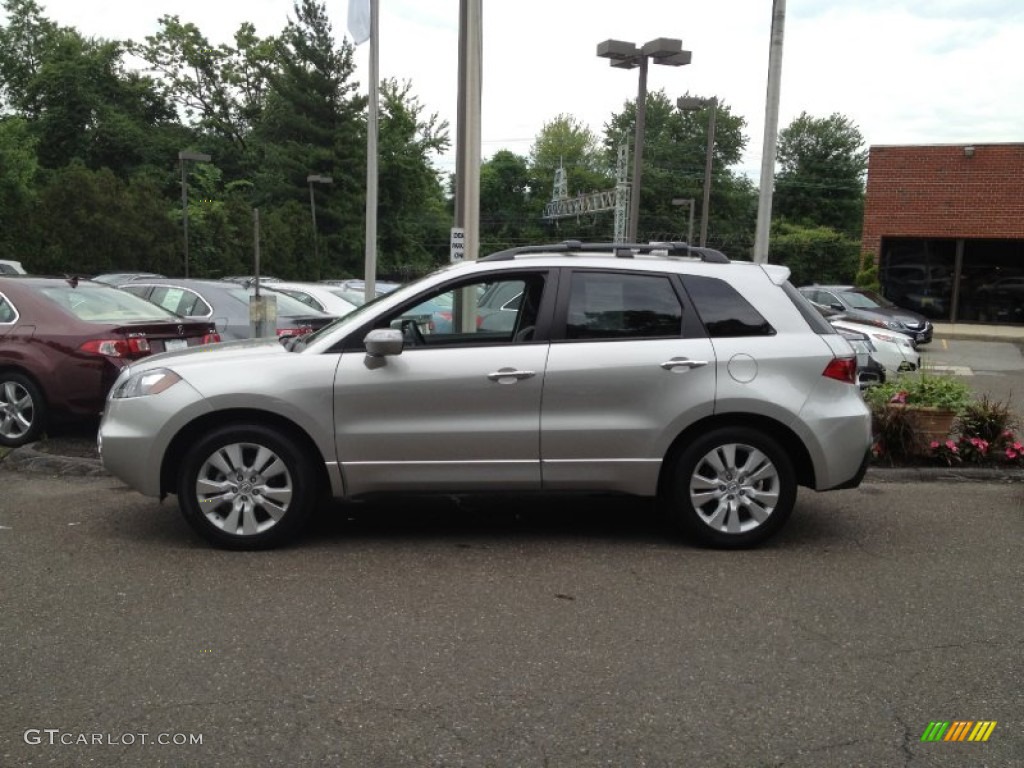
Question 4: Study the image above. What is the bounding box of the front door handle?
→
[487,367,536,383]
[660,357,709,371]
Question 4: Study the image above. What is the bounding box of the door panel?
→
[334,345,549,494]
[540,337,716,493]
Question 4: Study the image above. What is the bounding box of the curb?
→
[1,442,108,477]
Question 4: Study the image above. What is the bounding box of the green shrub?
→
[864,372,972,412]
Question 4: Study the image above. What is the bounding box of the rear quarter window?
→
[680,275,775,338]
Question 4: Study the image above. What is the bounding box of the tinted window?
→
[566,272,682,340]
[681,275,775,337]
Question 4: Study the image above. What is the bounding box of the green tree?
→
[602,91,754,250]
[478,149,545,253]
[0,117,37,261]
[769,221,860,286]
[774,111,867,237]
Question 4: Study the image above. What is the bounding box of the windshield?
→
[839,289,894,310]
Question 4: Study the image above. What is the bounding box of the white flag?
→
[348,0,371,45]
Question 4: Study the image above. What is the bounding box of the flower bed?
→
[865,373,1023,468]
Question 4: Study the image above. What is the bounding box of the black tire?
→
[664,427,796,548]
[177,424,316,550]
[0,372,46,448]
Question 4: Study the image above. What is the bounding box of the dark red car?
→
[0,276,220,447]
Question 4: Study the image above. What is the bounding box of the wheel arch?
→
[160,408,331,500]
[658,413,815,496]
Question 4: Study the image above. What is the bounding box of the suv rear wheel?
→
[666,427,796,548]
[177,424,315,549]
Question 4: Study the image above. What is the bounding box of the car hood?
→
[847,306,926,325]
[128,337,287,372]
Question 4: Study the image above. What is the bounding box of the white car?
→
[829,317,920,375]
[263,282,359,316]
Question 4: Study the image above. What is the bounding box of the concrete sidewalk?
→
[933,322,1024,342]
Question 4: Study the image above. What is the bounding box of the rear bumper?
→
[825,448,871,491]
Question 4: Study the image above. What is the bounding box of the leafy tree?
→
[602,90,753,250]
[0,116,37,261]
[774,111,867,237]
[478,149,545,253]
[769,221,860,286]
[375,78,450,278]
[28,162,178,275]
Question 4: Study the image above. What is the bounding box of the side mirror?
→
[364,328,403,358]
[830,303,844,311]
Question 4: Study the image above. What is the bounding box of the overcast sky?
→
[10,1,1024,180]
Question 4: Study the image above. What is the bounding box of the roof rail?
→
[479,241,730,263]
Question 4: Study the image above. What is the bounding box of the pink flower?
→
[930,441,940,449]
[945,439,957,450]
[889,390,908,404]
[1006,448,1017,459]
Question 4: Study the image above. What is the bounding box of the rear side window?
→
[681,275,775,338]
[566,272,683,340]
[783,282,837,334]
[0,293,17,323]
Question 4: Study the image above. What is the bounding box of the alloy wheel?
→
[194,442,294,536]
[688,442,780,535]
[0,380,35,442]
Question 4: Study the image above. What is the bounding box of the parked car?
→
[100,241,872,551]
[0,259,27,275]
[91,272,164,285]
[221,275,282,285]
[832,327,885,389]
[114,278,336,341]
[320,279,401,306]
[262,282,359,317]
[798,285,932,345]
[0,276,219,447]
[813,305,920,375]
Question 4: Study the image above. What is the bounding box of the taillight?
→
[201,333,221,344]
[823,357,857,384]
[80,337,150,358]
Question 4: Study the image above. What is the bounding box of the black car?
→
[112,278,337,341]
[798,285,932,345]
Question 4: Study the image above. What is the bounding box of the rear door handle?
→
[487,368,536,383]
[660,357,709,371]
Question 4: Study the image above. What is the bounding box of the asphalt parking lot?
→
[1,467,1021,767]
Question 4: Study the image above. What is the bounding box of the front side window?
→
[373,273,546,347]
[565,272,683,340]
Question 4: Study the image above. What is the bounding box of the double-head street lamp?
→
[306,174,333,280]
[178,150,211,278]
[597,37,691,243]
[677,96,718,247]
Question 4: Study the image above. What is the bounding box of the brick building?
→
[862,143,1024,324]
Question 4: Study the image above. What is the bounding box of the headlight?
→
[110,368,182,399]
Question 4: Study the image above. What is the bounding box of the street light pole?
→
[178,150,211,278]
[307,174,333,280]
[677,96,718,247]
[598,38,691,243]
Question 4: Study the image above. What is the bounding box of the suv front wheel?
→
[177,424,315,549]
[666,427,796,548]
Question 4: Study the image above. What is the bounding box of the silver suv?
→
[99,242,871,550]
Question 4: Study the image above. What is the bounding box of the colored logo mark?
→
[921,721,997,742]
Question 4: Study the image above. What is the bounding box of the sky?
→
[9,0,1024,182]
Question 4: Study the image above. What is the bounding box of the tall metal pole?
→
[700,99,717,247]
[754,0,786,263]
[180,159,189,278]
[308,180,319,280]
[362,0,379,303]
[628,56,649,243]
